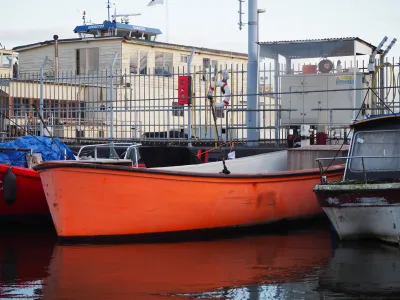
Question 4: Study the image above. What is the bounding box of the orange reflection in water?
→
[41,228,333,300]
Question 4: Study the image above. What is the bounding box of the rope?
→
[197,140,246,158]
[208,98,230,175]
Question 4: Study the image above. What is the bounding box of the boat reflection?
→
[4,226,400,299]
[41,228,332,300]
[318,241,400,299]
[0,231,56,299]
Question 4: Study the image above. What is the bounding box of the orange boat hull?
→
[36,163,344,240]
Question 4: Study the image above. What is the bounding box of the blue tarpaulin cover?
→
[0,136,76,167]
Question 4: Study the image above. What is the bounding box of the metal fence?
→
[0,56,399,146]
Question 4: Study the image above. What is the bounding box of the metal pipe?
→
[256,9,266,95]
[187,47,195,146]
[274,56,280,145]
[382,38,397,57]
[54,35,59,78]
[368,36,387,73]
[379,38,397,114]
[246,0,259,146]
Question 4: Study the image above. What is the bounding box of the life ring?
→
[318,59,334,73]
[207,70,231,108]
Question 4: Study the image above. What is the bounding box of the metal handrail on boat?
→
[316,155,400,184]
[76,142,142,167]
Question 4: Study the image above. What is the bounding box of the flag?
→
[147,0,164,6]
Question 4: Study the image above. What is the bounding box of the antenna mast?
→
[107,0,111,21]
[238,0,245,30]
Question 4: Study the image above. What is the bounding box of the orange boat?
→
[34,150,344,242]
[40,228,333,300]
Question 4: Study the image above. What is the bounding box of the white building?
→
[0,19,277,142]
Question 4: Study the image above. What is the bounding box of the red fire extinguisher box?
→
[178,75,192,105]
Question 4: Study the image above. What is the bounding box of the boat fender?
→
[207,70,231,109]
[3,167,17,206]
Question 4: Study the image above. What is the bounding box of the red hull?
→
[0,164,49,223]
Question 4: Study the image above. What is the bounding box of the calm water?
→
[1,225,400,300]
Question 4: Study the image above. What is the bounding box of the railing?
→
[311,107,400,136]
[225,108,297,146]
[316,155,400,184]
[1,56,400,146]
[76,142,141,165]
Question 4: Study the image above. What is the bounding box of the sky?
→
[1,0,400,59]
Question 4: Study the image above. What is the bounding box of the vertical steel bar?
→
[39,56,48,136]
[109,52,118,141]
[187,47,195,146]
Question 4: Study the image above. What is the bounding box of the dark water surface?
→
[1,224,400,300]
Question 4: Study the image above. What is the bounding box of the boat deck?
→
[288,145,350,170]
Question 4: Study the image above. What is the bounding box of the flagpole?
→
[165,0,169,43]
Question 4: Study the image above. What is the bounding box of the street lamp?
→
[257,9,266,95]
[257,9,266,44]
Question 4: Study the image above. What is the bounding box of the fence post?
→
[39,56,48,136]
[110,52,118,141]
[187,48,195,146]
[274,57,280,147]
[246,0,259,147]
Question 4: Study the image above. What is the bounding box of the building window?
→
[79,102,86,120]
[1,54,12,68]
[43,99,50,118]
[130,50,138,74]
[51,101,58,118]
[202,58,218,81]
[203,58,210,71]
[130,50,148,75]
[172,102,184,117]
[12,98,29,117]
[62,102,68,118]
[76,47,100,75]
[155,51,173,76]
[70,102,78,119]
[180,54,188,63]
[139,51,148,75]
[211,60,218,72]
